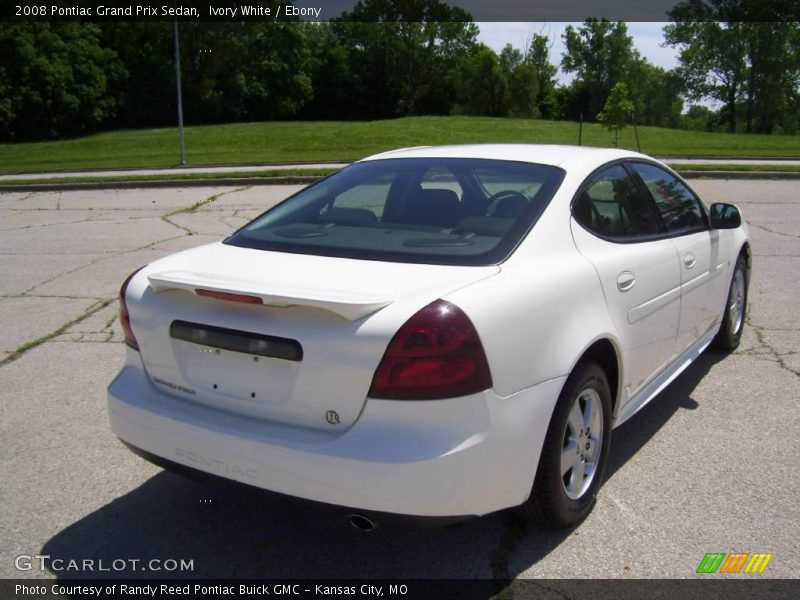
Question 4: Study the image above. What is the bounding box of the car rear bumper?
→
[107,350,564,518]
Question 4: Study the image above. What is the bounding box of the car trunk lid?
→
[128,243,498,432]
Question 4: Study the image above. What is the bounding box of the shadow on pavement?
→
[41,351,725,581]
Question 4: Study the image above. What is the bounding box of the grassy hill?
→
[2,116,799,174]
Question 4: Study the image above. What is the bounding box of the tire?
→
[712,253,748,352]
[519,361,612,526]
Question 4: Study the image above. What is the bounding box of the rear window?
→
[225,158,565,266]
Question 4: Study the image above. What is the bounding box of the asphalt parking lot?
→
[1,180,798,581]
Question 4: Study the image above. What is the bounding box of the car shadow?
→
[41,352,724,582]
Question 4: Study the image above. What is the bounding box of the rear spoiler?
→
[147,271,393,321]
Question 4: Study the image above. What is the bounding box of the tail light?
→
[368,299,493,400]
[120,267,145,350]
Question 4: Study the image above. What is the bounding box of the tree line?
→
[1,0,798,142]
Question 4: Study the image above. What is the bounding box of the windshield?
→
[225,157,565,266]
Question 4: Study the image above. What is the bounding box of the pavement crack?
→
[103,313,118,331]
[0,214,161,232]
[161,185,251,235]
[19,234,186,296]
[0,298,115,368]
[747,313,800,378]
[0,294,105,300]
[751,223,800,239]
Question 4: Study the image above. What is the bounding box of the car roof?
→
[361,144,653,173]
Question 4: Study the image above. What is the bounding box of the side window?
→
[474,168,542,198]
[328,172,394,220]
[631,163,706,233]
[573,165,660,239]
[419,167,463,200]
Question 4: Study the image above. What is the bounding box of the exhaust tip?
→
[348,514,377,532]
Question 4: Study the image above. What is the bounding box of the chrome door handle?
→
[684,253,696,269]
[617,271,636,292]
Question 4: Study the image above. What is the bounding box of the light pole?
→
[173,19,186,166]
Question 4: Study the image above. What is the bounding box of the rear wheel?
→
[519,361,612,526]
[712,253,748,352]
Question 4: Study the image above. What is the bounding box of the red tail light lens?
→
[368,299,493,400]
[120,267,145,350]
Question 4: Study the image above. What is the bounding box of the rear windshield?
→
[225,158,565,266]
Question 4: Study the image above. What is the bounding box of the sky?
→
[476,22,678,85]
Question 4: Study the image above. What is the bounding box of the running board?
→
[613,326,718,428]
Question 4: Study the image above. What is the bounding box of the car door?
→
[629,162,730,354]
[570,163,682,402]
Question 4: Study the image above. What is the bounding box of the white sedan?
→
[108,145,750,529]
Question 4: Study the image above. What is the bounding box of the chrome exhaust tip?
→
[348,513,377,532]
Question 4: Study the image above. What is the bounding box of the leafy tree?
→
[498,45,539,117]
[526,34,559,119]
[452,44,508,116]
[665,0,800,133]
[234,23,313,120]
[681,105,720,131]
[334,0,478,118]
[597,82,634,147]
[626,60,683,128]
[101,22,313,126]
[561,19,638,120]
[99,23,175,128]
[300,23,359,119]
[0,23,123,141]
[664,20,747,132]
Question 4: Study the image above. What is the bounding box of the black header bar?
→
[3,0,799,22]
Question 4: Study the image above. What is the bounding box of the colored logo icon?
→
[696,552,773,574]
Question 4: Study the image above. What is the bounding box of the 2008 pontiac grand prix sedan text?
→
[108,145,750,527]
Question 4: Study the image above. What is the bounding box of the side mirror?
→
[709,202,742,229]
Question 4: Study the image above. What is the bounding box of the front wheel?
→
[519,361,612,526]
[712,253,748,352]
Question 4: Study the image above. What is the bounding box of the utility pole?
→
[173,19,186,166]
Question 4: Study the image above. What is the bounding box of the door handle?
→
[617,271,636,292]
[684,253,696,269]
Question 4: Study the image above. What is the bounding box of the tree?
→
[597,82,634,147]
[665,0,800,133]
[452,44,508,116]
[526,33,558,119]
[334,0,478,118]
[99,23,175,128]
[626,60,683,128]
[0,23,123,141]
[300,23,359,119]
[101,21,314,126]
[498,44,539,117]
[561,19,638,120]
[664,19,747,132]
[681,105,720,131]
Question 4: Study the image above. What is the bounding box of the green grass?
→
[0,168,336,186]
[2,116,799,175]
[670,163,800,172]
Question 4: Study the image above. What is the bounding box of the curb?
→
[676,170,800,180]
[0,160,348,177]
[1,171,798,193]
[659,155,800,161]
[0,175,323,192]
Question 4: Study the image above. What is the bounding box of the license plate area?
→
[170,320,302,361]
[169,320,301,408]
